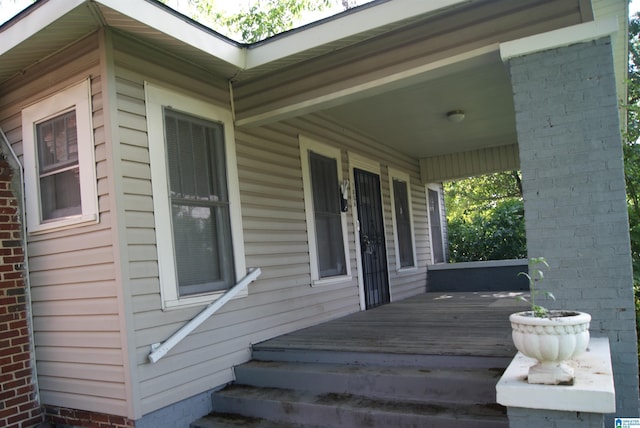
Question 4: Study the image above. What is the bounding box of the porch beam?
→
[233,0,587,128]
[499,16,619,61]
[419,144,519,183]
[234,45,500,128]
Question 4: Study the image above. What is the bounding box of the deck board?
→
[255,292,528,358]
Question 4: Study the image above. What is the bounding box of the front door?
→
[354,168,390,309]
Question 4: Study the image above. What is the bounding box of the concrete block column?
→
[502,25,639,420]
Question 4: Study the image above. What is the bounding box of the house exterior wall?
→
[0,33,131,419]
[108,33,429,419]
[0,149,42,428]
[508,36,639,418]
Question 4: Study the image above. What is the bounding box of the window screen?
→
[36,110,81,221]
[309,151,347,278]
[164,108,234,296]
[393,178,414,267]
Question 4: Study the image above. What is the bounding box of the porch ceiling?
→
[320,53,517,159]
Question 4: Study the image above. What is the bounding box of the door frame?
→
[348,152,391,310]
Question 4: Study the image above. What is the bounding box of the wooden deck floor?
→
[255,292,528,358]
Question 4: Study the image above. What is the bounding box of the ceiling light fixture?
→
[446,110,465,123]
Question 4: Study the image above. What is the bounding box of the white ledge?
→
[496,337,615,414]
[428,258,527,270]
[500,17,619,61]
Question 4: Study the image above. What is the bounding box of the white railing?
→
[148,267,262,363]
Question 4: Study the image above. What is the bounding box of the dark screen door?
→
[354,168,390,309]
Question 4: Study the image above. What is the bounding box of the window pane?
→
[36,110,81,221]
[309,151,346,278]
[37,110,78,174]
[393,179,414,267]
[310,152,340,214]
[164,109,234,296]
[172,204,232,295]
[315,214,347,277]
[40,168,81,221]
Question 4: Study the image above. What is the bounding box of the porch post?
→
[501,21,639,421]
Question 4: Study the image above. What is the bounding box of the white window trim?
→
[145,82,246,310]
[22,79,98,234]
[299,135,351,286]
[388,168,417,272]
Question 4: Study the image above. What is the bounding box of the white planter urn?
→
[509,311,591,385]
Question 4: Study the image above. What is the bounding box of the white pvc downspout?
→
[0,127,40,404]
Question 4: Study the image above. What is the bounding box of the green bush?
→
[447,199,526,262]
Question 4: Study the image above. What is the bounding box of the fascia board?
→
[245,0,471,69]
[0,0,87,56]
[96,0,246,69]
[0,0,247,69]
[500,16,619,61]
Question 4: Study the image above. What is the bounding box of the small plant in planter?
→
[516,257,555,317]
[510,257,591,385]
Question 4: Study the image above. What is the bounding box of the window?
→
[22,79,98,233]
[427,185,446,264]
[300,136,350,284]
[145,83,246,309]
[389,169,416,270]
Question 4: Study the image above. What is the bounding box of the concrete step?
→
[191,413,322,428]
[251,346,513,369]
[234,360,504,405]
[205,385,508,428]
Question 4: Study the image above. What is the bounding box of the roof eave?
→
[244,0,475,69]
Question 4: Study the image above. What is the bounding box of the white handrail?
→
[148,267,262,363]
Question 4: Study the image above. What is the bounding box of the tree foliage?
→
[186,0,334,43]
[447,198,526,262]
[444,171,526,262]
[627,11,640,290]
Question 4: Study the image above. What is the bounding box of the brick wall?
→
[507,408,604,428]
[508,37,639,418]
[0,154,43,427]
[44,405,134,428]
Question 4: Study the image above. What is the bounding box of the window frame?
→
[426,183,447,265]
[145,82,246,310]
[22,79,98,234]
[388,168,417,271]
[299,135,351,286]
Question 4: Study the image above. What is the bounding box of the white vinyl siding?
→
[299,135,351,285]
[22,79,99,233]
[0,34,129,417]
[389,168,417,270]
[111,33,427,417]
[145,82,246,309]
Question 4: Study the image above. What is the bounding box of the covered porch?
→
[253,291,527,362]
[196,292,527,427]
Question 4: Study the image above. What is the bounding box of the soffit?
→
[93,2,243,78]
[0,3,100,84]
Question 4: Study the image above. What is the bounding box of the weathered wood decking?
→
[254,291,528,359]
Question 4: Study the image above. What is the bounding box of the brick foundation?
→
[0,154,43,428]
[44,406,134,428]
